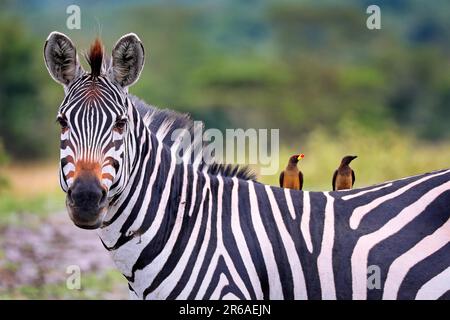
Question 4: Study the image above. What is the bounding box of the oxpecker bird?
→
[279,153,304,190]
[332,155,357,191]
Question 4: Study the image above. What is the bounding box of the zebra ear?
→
[111,33,145,88]
[44,31,83,86]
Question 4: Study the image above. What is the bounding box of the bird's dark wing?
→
[351,169,355,186]
[332,170,338,191]
[299,171,304,190]
[279,171,284,187]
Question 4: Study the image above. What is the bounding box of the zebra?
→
[44,32,450,300]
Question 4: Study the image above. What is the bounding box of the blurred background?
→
[0,0,449,299]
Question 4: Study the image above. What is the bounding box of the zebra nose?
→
[68,178,106,209]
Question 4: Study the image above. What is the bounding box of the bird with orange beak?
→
[279,153,305,190]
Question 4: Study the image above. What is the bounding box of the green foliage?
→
[0,142,7,165]
[0,142,9,193]
[0,192,64,225]
[0,16,60,160]
[0,269,126,299]
[1,1,450,163]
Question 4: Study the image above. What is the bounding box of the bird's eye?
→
[56,116,69,130]
[113,118,127,133]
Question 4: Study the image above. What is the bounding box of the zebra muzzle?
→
[66,174,108,229]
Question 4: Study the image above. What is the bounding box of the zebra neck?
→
[98,123,209,274]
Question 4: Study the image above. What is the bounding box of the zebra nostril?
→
[99,189,107,205]
[67,189,74,204]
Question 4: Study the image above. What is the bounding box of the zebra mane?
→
[128,95,257,181]
[206,163,257,181]
[85,38,104,78]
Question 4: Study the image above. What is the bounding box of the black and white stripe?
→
[96,98,450,299]
[49,33,450,300]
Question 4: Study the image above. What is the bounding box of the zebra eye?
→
[57,116,69,130]
[113,118,127,133]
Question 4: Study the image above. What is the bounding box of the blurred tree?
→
[0,140,8,192]
[0,16,60,159]
[1,0,449,163]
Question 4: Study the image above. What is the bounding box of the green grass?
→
[0,191,64,225]
[0,269,127,300]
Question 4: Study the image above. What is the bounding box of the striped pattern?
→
[58,75,130,196]
[102,155,450,299]
[57,74,450,300]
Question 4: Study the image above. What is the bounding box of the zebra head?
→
[44,32,145,229]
